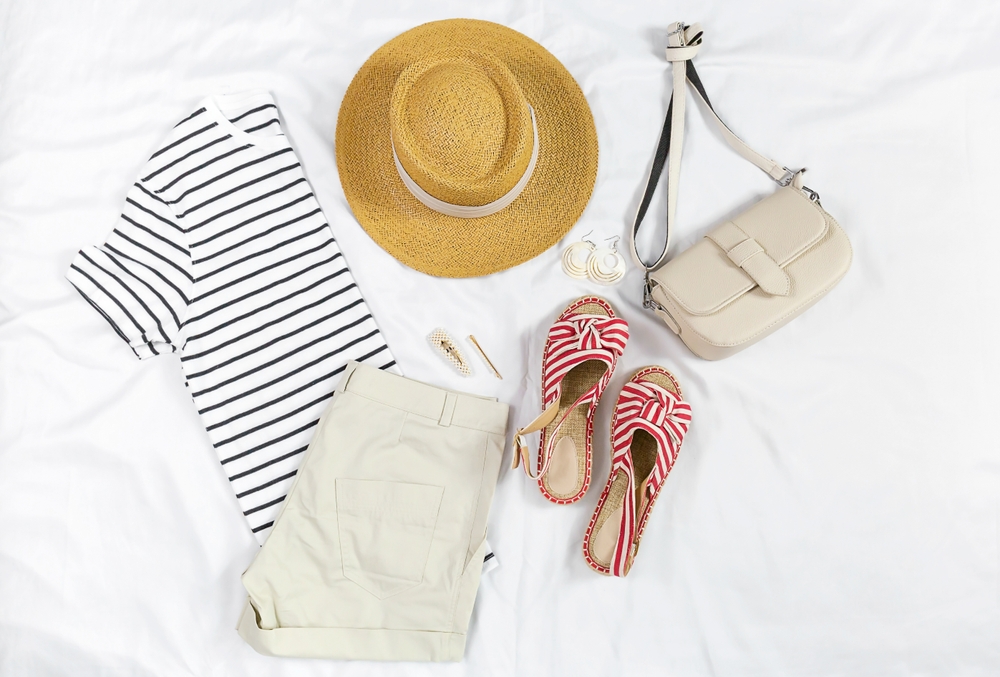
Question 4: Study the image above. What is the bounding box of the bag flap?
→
[654,188,829,316]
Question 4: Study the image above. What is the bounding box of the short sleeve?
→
[67,179,192,360]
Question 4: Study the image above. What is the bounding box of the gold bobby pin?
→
[467,335,502,380]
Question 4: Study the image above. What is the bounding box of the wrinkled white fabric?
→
[1,1,999,676]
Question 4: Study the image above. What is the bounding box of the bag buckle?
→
[777,167,796,187]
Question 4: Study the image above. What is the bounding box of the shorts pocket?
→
[335,478,444,599]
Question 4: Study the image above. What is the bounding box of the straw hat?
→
[336,19,598,278]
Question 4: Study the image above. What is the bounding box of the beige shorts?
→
[237,361,509,662]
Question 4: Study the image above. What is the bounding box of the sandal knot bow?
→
[636,382,684,433]
[551,316,628,355]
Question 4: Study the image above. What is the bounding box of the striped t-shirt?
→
[67,91,398,543]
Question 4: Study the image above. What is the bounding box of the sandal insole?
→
[630,430,658,515]
[542,359,607,498]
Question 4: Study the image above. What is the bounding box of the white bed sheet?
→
[2,0,999,675]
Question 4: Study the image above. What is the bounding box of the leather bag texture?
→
[646,187,851,360]
[633,22,852,360]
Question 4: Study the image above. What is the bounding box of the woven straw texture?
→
[336,19,599,278]
[391,52,534,206]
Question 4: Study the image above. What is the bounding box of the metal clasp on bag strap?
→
[643,273,667,313]
[644,273,681,334]
[777,168,822,205]
[801,185,821,205]
[666,23,686,39]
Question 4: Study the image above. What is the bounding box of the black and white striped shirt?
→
[67,91,398,542]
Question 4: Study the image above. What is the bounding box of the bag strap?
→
[631,22,806,283]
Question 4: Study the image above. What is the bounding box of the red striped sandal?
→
[512,296,629,504]
[583,367,692,576]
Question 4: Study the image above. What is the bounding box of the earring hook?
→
[603,235,621,251]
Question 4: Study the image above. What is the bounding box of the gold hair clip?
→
[467,335,502,380]
[428,328,472,376]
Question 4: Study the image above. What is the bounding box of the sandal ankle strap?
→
[512,400,561,479]
[512,387,595,480]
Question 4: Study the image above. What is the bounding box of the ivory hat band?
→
[336,19,599,278]
[391,106,539,219]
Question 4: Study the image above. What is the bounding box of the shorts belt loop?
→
[438,393,457,427]
[335,360,360,394]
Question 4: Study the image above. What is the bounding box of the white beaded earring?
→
[561,230,597,280]
[587,236,627,285]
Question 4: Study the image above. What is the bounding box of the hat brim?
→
[336,19,599,278]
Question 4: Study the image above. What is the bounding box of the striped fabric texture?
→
[67,91,398,542]
[609,379,692,576]
[524,310,628,482]
[541,314,629,412]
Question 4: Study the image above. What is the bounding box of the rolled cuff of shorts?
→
[236,601,468,662]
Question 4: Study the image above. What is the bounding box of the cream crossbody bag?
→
[634,22,852,360]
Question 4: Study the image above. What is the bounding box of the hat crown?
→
[390,52,535,207]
